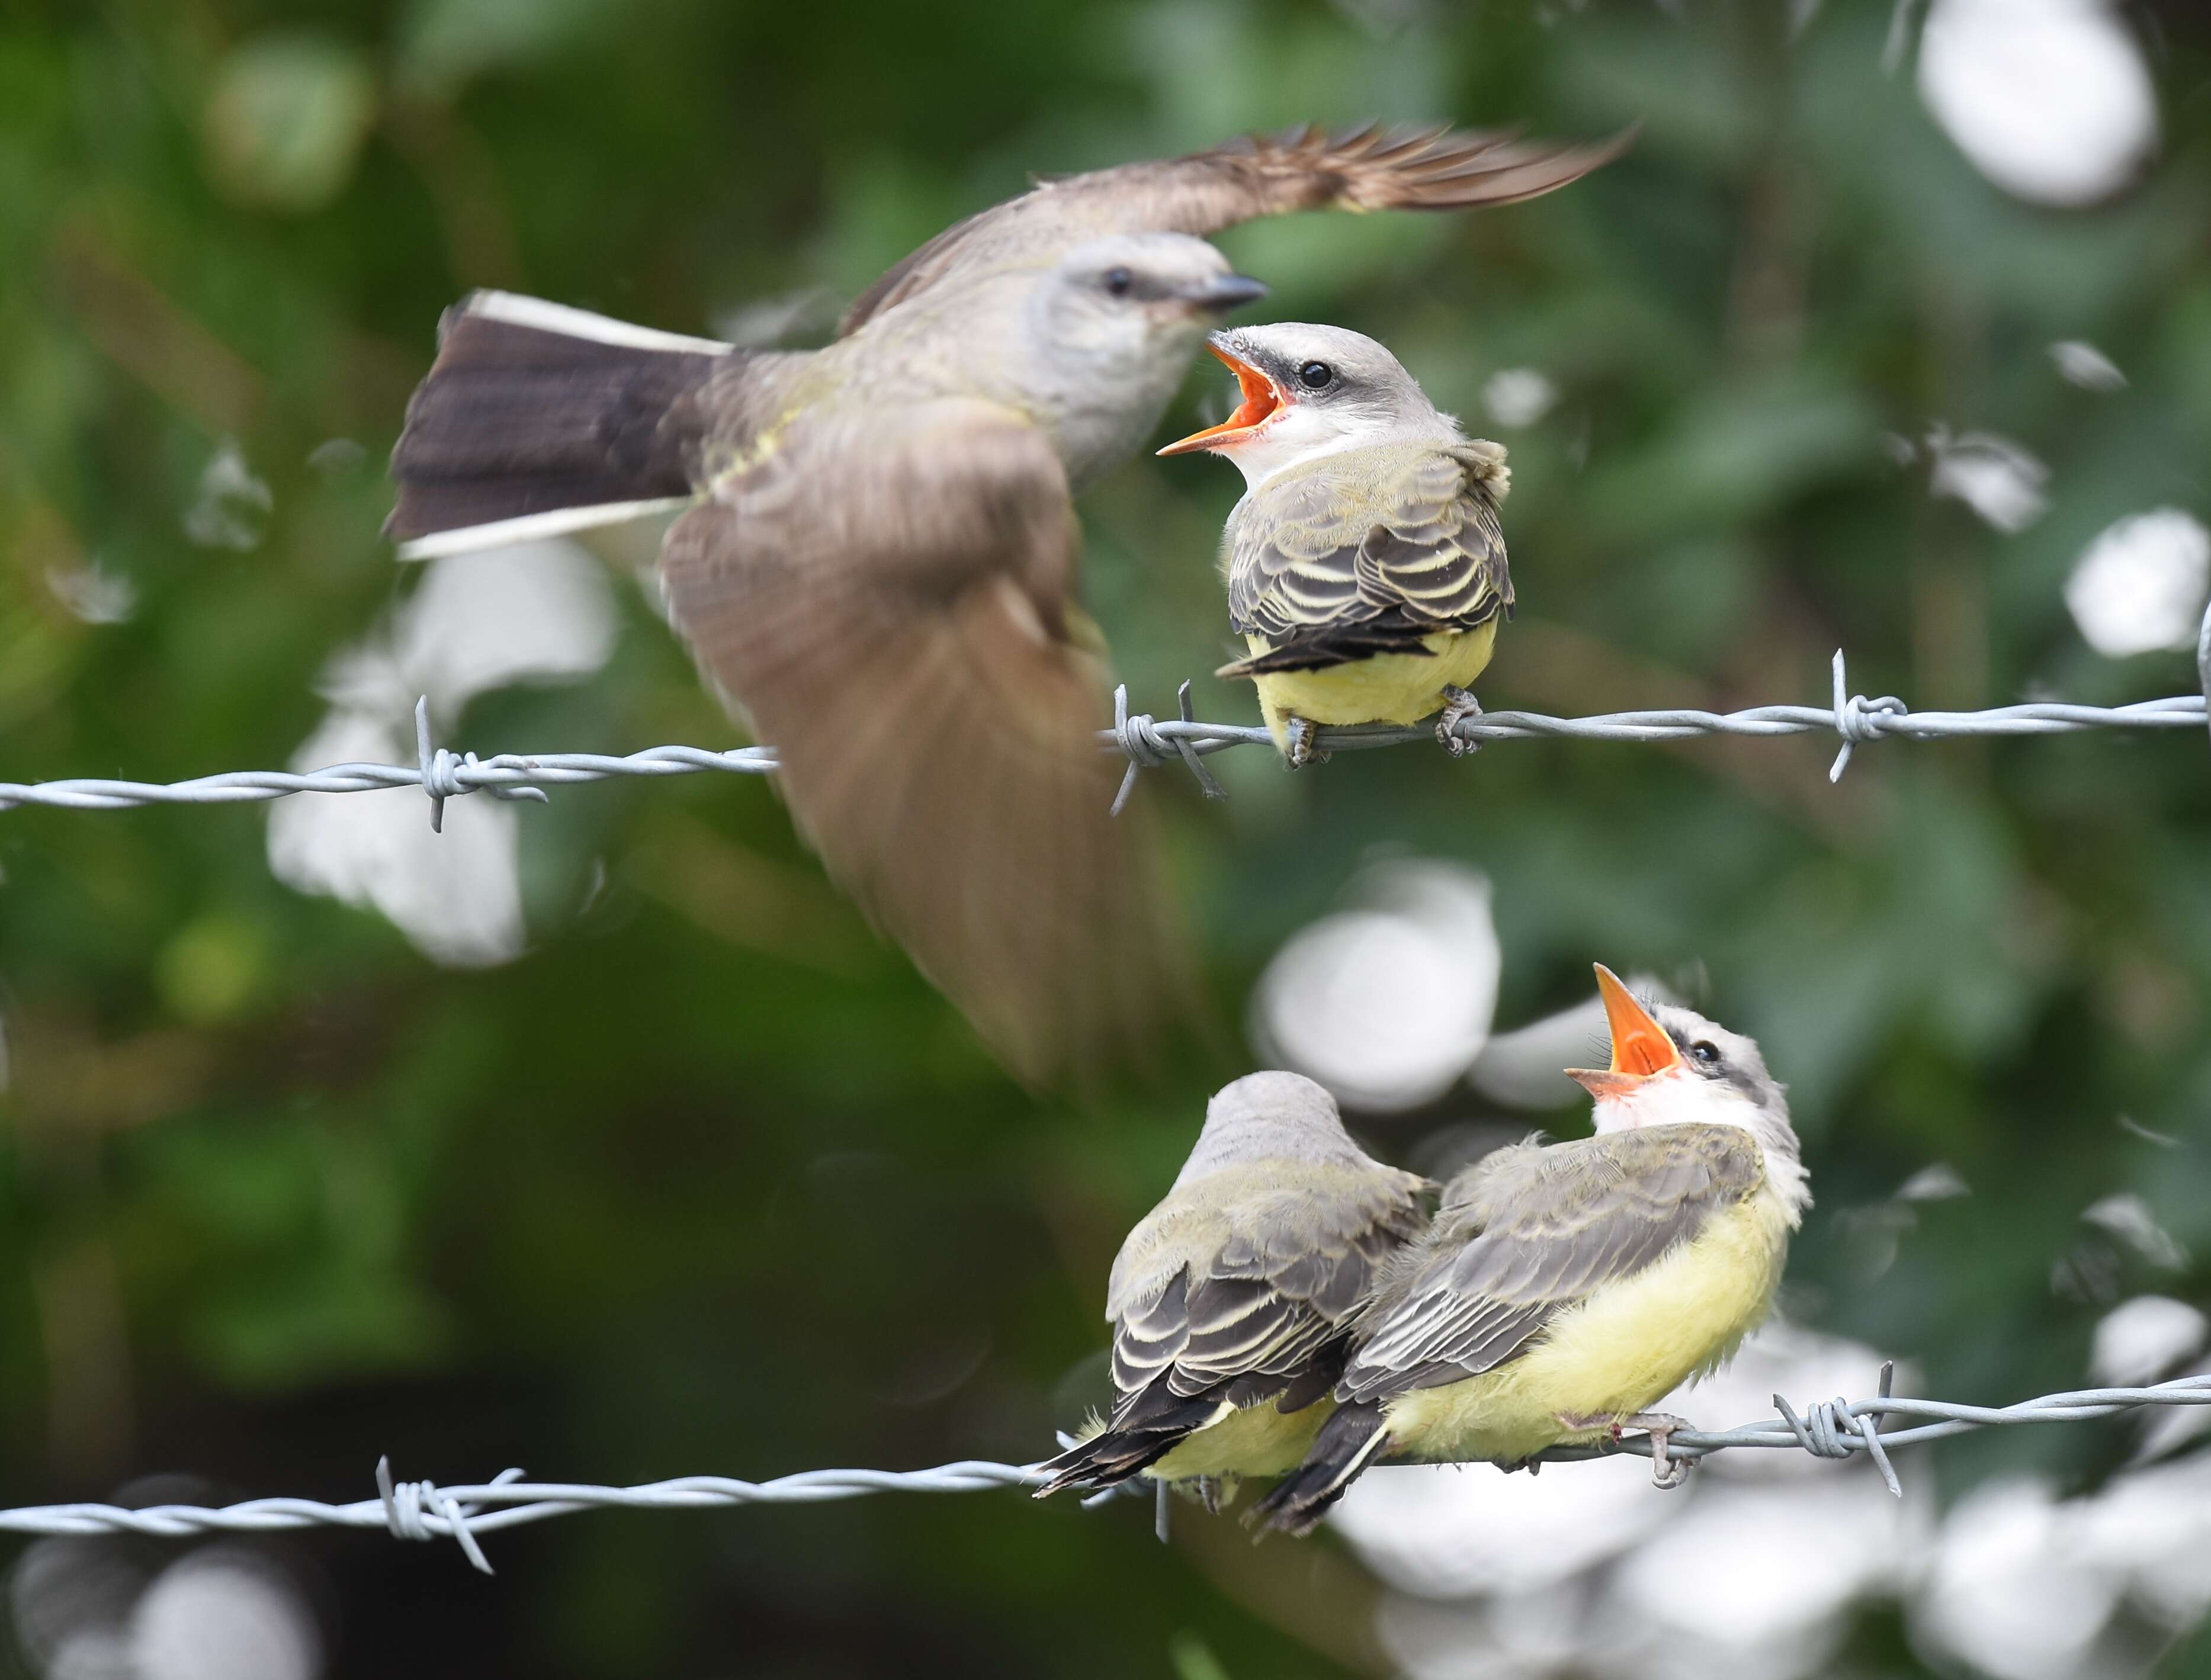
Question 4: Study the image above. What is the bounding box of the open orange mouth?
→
[1158,342,1285,456]
[1565,965,1683,1100]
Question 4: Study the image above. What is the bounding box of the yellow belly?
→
[1248,622,1499,751]
[1148,1395,1336,1482]
[1380,1189,1792,1466]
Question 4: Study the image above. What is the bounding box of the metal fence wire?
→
[3,650,2210,822]
[0,1368,2203,1569]
[7,630,2211,1564]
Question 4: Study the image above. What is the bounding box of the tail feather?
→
[386,292,731,557]
[1032,1387,1228,1498]
[1249,1400,1390,1537]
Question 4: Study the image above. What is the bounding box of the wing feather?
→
[1220,442,1512,676]
[1102,1164,1428,1421]
[657,401,1189,1088]
[841,123,1632,333]
[1339,1126,1764,1403]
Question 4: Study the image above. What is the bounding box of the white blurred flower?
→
[1926,426,2049,533]
[2082,1191,2190,1271]
[1481,369,1557,429]
[1466,973,1680,1110]
[396,539,617,711]
[1912,1476,2123,1680]
[131,1550,320,1680]
[1334,1455,1667,1601]
[183,439,272,551]
[1378,1583,1645,1680]
[2079,1456,2211,1629]
[2090,1295,2206,1388]
[267,710,527,968]
[1897,1161,1970,1202]
[2133,1361,2211,1463]
[2049,341,2127,393]
[1251,859,1500,1111]
[1917,0,2158,207]
[44,560,136,625]
[2064,510,2211,658]
[267,538,618,967]
[1610,1475,1920,1669]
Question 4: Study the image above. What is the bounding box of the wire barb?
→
[1111,682,1228,815]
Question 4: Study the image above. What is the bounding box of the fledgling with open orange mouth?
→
[1160,323,1514,767]
[1253,966,1811,1536]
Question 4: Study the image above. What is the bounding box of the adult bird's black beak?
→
[1180,274,1269,313]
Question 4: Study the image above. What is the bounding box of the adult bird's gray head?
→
[1018,234,1266,486]
[1160,323,1461,486]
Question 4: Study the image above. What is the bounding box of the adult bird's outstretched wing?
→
[657,399,1189,1088]
[841,123,1634,334]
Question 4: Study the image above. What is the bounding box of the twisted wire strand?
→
[4,655,2207,819]
[0,1372,2203,1569]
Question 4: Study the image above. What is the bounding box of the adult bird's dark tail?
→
[385,291,730,558]
[1249,1400,1390,1537]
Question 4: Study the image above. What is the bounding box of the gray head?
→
[1565,965,1800,1176]
[1019,233,1265,484]
[1158,322,1461,487]
[1173,1069,1378,1186]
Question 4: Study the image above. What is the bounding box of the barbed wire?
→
[2,653,2207,823]
[0,1369,2202,1570]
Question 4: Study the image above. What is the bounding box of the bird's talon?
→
[1284,716,1331,769]
[1623,1411,1693,1490]
[1436,685,1483,757]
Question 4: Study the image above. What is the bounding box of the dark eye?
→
[1104,267,1134,298]
[1689,1040,1722,1067]
[1298,361,1333,390]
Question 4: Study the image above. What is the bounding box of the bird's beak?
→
[1177,274,1268,314]
[1159,338,1287,457]
[1565,964,1682,1100]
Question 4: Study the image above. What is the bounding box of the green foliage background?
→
[3,0,2211,1674]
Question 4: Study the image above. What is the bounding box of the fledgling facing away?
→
[384,124,1627,1088]
[1160,324,1513,769]
[1253,966,1810,1537]
[1034,1072,1429,1505]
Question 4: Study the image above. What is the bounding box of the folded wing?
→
[1341,1125,1763,1403]
[1220,444,1512,676]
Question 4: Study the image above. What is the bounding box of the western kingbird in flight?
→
[1033,1070,1428,1503]
[1161,324,1511,767]
[386,125,1625,1083]
[1254,966,1809,1536]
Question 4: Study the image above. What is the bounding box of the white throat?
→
[1217,409,1451,490]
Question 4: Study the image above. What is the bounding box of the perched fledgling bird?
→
[1034,1071,1429,1503]
[1253,966,1809,1536]
[384,124,1625,1086]
[1160,325,1513,767]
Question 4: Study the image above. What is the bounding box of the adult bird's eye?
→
[1298,361,1333,390]
[1104,267,1134,298]
[1690,1040,1721,1066]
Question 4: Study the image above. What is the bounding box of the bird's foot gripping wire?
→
[1435,685,1484,757]
[1283,715,1331,769]
[1622,1412,1695,1489]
